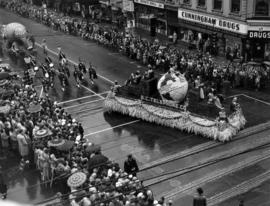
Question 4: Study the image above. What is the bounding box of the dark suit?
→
[124,158,139,176]
[193,196,207,206]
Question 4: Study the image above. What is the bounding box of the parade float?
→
[104,71,246,142]
[1,22,37,58]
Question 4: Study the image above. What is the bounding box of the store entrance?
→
[253,41,265,61]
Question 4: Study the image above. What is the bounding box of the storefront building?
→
[246,0,270,61]
[175,8,248,57]
[247,24,270,61]
[134,0,167,36]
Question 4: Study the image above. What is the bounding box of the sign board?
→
[123,0,134,11]
[178,8,248,35]
[248,31,270,39]
[134,0,164,9]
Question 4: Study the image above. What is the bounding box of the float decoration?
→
[104,93,246,142]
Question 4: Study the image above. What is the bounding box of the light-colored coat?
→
[17,133,29,157]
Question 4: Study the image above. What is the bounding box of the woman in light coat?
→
[17,130,29,158]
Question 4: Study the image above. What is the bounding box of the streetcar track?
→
[159,145,270,200]
[139,121,270,172]
[67,106,103,115]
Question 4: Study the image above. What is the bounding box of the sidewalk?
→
[132,27,229,66]
[93,20,229,66]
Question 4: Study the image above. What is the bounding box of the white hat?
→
[137,192,143,198]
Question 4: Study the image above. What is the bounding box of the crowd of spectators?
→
[1,0,270,95]
[0,68,167,206]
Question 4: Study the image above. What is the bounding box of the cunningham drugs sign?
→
[178,8,247,35]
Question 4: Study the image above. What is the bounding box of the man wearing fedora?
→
[193,187,207,206]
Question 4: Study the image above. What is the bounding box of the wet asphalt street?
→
[1,8,270,206]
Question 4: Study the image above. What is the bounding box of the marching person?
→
[73,66,83,88]
[58,47,66,62]
[58,69,68,91]
[48,64,56,88]
[88,62,97,84]
[41,39,48,55]
[42,76,50,93]
[78,58,87,74]
[45,55,53,67]
[124,154,139,177]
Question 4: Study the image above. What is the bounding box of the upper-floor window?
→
[255,0,269,16]
[198,0,206,7]
[213,0,222,10]
[231,0,241,13]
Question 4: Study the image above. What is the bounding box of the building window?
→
[213,0,222,10]
[183,0,190,4]
[255,0,269,16]
[231,0,241,13]
[198,0,205,7]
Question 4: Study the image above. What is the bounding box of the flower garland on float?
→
[104,93,246,142]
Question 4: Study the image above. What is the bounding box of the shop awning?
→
[170,19,247,38]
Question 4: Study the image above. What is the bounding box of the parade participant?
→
[230,97,239,113]
[124,154,139,177]
[58,47,66,62]
[48,64,56,87]
[88,62,97,84]
[42,75,50,93]
[133,70,142,85]
[24,55,32,70]
[23,70,33,86]
[58,70,68,91]
[41,39,48,55]
[199,83,205,101]
[45,55,53,67]
[63,61,71,78]
[125,73,135,85]
[78,58,87,74]
[194,76,201,89]
[73,66,83,87]
[111,80,120,93]
[218,108,228,123]
[41,63,49,76]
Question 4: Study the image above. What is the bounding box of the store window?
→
[198,0,205,7]
[255,0,269,16]
[213,0,222,10]
[231,0,241,13]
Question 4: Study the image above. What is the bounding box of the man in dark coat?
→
[124,154,139,176]
[193,187,207,206]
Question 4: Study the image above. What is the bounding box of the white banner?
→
[134,0,164,9]
[178,8,248,35]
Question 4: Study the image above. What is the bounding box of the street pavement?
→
[1,8,270,206]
